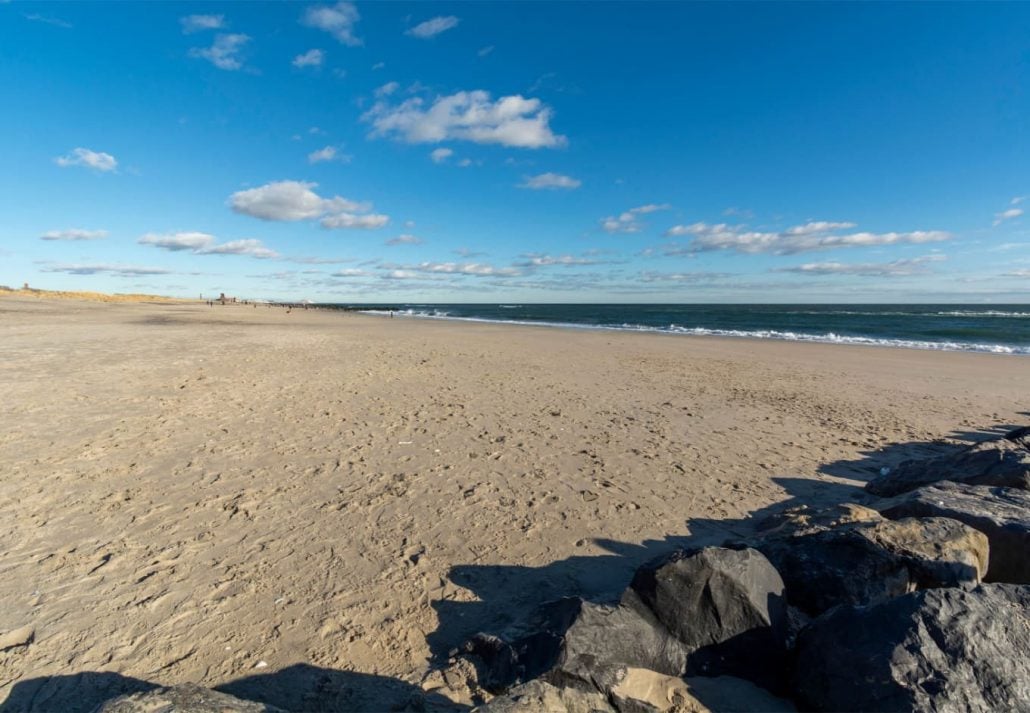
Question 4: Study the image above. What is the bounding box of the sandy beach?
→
[1,295,1028,711]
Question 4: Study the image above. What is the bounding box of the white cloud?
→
[23,13,72,29]
[1005,269,1030,278]
[333,268,371,277]
[601,204,671,233]
[374,81,400,97]
[519,172,581,190]
[430,147,453,163]
[139,232,215,251]
[638,271,732,283]
[775,255,945,276]
[308,145,350,163]
[54,147,117,172]
[139,232,279,259]
[189,33,250,71]
[293,48,325,68]
[363,90,566,149]
[371,61,385,70]
[180,14,224,33]
[1012,196,1026,205]
[200,238,279,259]
[664,221,951,255]
[40,228,107,241]
[458,158,474,167]
[518,253,602,267]
[229,180,368,221]
[478,46,494,57]
[39,263,170,276]
[385,234,422,246]
[406,16,460,39]
[302,2,361,46]
[320,212,389,229]
[410,261,520,277]
[994,208,1024,227]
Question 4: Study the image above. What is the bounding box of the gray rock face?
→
[465,548,791,699]
[625,547,788,690]
[866,436,1030,497]
[794,584,1030,713]
[880,482,1030,583]
[749,512,987,615]
[94,684,285,713]
[474,679,615,712]
[462,597,689,695]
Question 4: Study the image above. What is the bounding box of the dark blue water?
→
[325,304,1030,355]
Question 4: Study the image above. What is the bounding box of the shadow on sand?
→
[2,423,1016,713]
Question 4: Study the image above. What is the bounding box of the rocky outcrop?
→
[880,482,1030,583]
[866,433,1030,497]
[747,510,987,615]
[625,547,788,690]
[477,672,797,713]
[464,548,790,699]
[95,684,285,713]
[794,584,1030,712]
[463,597,690,695]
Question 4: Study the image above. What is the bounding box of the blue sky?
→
[2,1,1029,302]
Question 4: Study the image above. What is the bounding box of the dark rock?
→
[625,547,788,691]
[474,679,615,712]
[1004,425,1030,449]
[94,683,285,713]
[794,584,1030,712]
[750,513,987,616]
[866,436,1030,497]
[461,597,689,695]
[478,671,798,713]
[880,482,1030,583]
[752,502,881,538]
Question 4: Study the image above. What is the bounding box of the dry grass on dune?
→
[0,287,190,304]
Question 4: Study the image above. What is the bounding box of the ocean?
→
[325,304,1030,355]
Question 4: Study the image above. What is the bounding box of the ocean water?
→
[326,304,1030,355]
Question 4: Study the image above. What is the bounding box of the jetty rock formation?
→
[866,426,1030,496]
[95,683,285,712]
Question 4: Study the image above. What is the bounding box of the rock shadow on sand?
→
[0,664,470,713]
[425,421,1021,668]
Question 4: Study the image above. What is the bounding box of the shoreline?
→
[345,307,1030,356]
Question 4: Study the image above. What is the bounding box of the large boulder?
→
[95,684,284,713]
[880,482,1030,583]
[794,584,1030,712]
[866,434,1030,497]
[473,679,615,712]
[625,547,788,691]
[461,597,690,695]
[747,510,987,615]
[477,672,797,713]
[463,548,789,697]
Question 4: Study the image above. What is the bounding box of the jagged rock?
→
[95,684,285,713]
[880,482,1030,583]
[753,503,882,538]
[749,514,987,615]
[866,434,1030,497]
[794,584,1030,712]
[474,679,615,712]
[625,547,788,690]
[611,671,797,713]
[477,672,797,713]
[462,597,689,695]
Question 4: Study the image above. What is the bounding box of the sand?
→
[1,295,1028,710]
